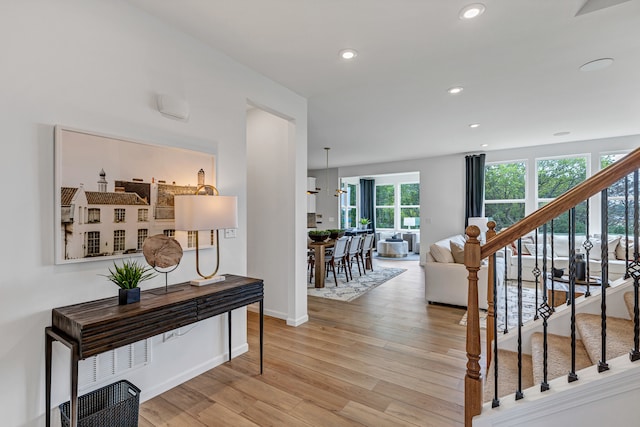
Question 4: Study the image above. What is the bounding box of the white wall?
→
[0,1,306,425]
[247,108,308,325]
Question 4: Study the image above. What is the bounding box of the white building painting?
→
[60,169,206,260]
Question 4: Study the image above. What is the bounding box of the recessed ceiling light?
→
[448,86,464,94]
[459,3,486,19]
[481,143,489,147]
[339,49,358,60]
[580,58,614,72]
[469,123,480,128]
[553,131,571,136]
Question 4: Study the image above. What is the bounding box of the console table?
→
[45,274,263,427]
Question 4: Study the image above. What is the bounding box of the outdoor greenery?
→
[602,154,635,234]
[375,184,395,229]
[484,161,526,229]
[485,153,634,235]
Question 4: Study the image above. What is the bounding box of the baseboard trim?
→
[140,343,249,402]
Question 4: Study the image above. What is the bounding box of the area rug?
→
[307,267,406,302]
[375,252,420,261]
[459,283,538,330]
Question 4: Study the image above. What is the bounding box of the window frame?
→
[113,230,125,252]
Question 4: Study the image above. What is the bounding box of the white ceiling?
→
[125,0,640,169]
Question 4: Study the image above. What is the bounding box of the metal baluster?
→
[533,231,540,320]
[516,239,524,400]
[598,189,610,373]
[630,170,640,362]
[492,253,500,407]
[539,223,552,391]
[568,207,578,382]
[505,242,515,334]
[584,200,592,297]
[551,220,556,310]
[625,175,630,280]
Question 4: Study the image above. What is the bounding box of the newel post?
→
[465,225,483,427]
[485,221,497,371]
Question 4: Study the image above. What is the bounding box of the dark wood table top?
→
[51,274,263,358]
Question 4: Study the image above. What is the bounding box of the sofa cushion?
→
[430,242,454,263]
[616,237,634,260]
[589,236,621,260]
[523,243,553,258]
[450,240,465,264]
[552,235,586,258]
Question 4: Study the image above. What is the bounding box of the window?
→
[137,229,148,250]
[375,184,394,229]
[400,183,420,230]
[87,208,100,223]
[188,231,197,248]
[163,229,175,237]
[114,208,126,223]
[484,161,526,229]
[113,230,125,252]
[602,153,634,234]
[87,231,100,255]
[340,183,357,229]
[537,156,588,234]
[138,208,148,222]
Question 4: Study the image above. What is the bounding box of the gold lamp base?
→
[190,275,226,286]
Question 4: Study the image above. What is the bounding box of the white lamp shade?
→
[467,217,489,234]
[174,195,238,231]
[403,217,416,227]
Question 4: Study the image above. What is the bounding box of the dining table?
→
[308,239,335,288]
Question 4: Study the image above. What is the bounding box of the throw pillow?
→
[450,241,465,264]
[523,243,553,258]
[429,242,455,263]
[616,237,634,260]
[589,236,621,260]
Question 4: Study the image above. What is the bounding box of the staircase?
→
[484,288,636,400]
[462,147,640,426]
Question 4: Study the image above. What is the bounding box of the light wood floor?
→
[140,258,474,426]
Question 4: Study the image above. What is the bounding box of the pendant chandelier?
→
[324,147,347,197]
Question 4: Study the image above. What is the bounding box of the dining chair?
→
[307,249,315,283]
[326,236,350,285]
[346,234,364,279]
[361,233,375,271]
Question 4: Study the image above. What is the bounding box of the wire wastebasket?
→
[59,380,140,427]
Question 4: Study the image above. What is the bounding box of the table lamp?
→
[403,217,416,230]
[467,217,489,243]
[174,185,238,286]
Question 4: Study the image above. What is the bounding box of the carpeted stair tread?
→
[484,349,533,402]
[530,332,592,385]
[576,312,634,363]
[624,291,636,319]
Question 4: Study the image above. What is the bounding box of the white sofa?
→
[503,234,630,282]
[424,234,505,310]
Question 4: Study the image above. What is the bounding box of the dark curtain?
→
[465,154,486,228]
[360,178,375,236]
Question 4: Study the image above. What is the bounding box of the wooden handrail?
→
[464,146,640,427]
[481,146,640,259]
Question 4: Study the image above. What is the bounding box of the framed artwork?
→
[54,126,216,264]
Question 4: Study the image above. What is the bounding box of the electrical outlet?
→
[224,228,237,238]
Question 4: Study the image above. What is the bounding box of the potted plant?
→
[103,259,156,305]
[327,229,346,240]
[308,230,331,242]
[358,218,371,230]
